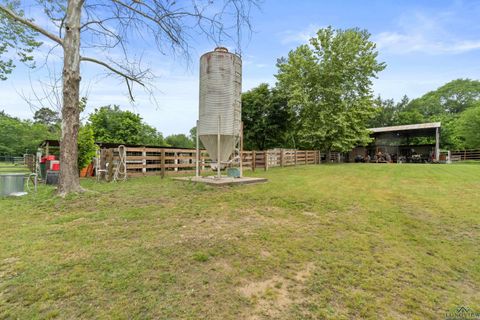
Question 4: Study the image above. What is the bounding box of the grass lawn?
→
[1,164,479,319]
[0,163,31,174]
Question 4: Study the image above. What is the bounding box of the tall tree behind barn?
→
[0,0,258,196]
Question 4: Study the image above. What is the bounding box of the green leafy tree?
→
[189,126,204,149]
[0,2,41,80]
[368,95,411,128]
[77,125,97,170]
[34,107,60,132]
[165,134,194,148]
[407,79,480,117]
[0,110,56,155]
[390,95,424,125]
[396,79,480,148]
[455,103,480,149]
[368,97,397,128]
[242,83,270,150]
[138,124,166,146]
[241,83,294,150]
[276,27,386,154]
[88,105,164,145]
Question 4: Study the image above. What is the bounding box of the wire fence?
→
[0,155,26,164]
[0,155,35,172]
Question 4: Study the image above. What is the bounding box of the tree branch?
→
[80,55,145,101]
[0,4,64,47]
[80,56,144,85]
[110,0,182,44]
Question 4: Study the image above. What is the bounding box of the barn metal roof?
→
[368,122,441,133]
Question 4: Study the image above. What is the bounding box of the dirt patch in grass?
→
[239,262,315,319]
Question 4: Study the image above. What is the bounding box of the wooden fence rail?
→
[99,147,331,178]
[449,149,480,161]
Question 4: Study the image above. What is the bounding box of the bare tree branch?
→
[0,4,64,46]
[80,55,145,85]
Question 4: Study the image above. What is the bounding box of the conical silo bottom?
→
[200,135,236,163]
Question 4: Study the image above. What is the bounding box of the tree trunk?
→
[58,0,84,196]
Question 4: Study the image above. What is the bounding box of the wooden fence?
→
[99,147,330,178]
[449,149,480,162]
[243,149,323,170]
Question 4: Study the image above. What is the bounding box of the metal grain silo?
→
[197,47,242,176]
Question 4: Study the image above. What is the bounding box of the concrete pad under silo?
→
[174,176,267,186]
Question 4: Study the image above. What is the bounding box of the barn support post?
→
[435,127,440,162]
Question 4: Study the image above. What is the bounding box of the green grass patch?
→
[0,164,479,319]
[0,162,30,173]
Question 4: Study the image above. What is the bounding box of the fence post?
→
[280,149,284,167]
[106,149,114,181]
[264,151,268,171]
[100,149,106,180]
[305,151,308,165]
[142,148,147,174]
[252,150,256,172]
[174,151,178,172]
[161,148,165,178]
[294,150,297,166]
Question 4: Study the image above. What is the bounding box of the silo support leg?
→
[217,116,221,179]
[196,120,200,177]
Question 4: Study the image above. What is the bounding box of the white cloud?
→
[374,11,480,55]
[375,31,480,54]
[279,24,323,45]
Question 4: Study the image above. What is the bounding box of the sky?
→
[1,0,480,136]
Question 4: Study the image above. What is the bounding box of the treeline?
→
[243,78,480,151]
[0,105,197,157]
[87,105,196,148]
[241,26,480,151]
[0,110,58,155]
